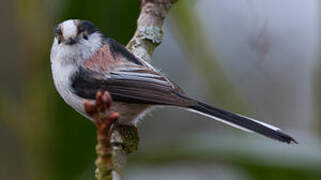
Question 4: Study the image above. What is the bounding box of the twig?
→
[84,92,124,180]
[84,0,178,179]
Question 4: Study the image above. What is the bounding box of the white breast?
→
[50,32,103,115]
[51,62,87,114]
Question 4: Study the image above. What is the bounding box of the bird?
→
[50,19,297,144]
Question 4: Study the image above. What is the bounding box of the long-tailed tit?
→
[50,19,297,144]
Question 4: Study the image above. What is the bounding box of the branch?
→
[127,0,178,61]
[84,92,125,180]
[85,0,178,179]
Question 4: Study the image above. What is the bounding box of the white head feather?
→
[61,19,78,39]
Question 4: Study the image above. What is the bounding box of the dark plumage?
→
[77,20,98,35]
[107,38,144,66]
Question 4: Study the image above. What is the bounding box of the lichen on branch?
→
[127,0,178,62]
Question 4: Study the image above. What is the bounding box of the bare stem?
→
[84,92,124,180]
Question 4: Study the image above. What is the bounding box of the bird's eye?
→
[55,28,63,44]
[77,26,88,40]
[83,31,88,40]
[78,25,85,33]
[57,34,63,44]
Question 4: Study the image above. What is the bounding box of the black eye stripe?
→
[77,26,85,33]
[54,26,62,37]
[54,20,98,40]
[78,20,98,35]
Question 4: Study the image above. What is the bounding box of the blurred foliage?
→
[170,2,249,113]
[0,0,320,180]
[129,134,321,180]
[314,64,321,133]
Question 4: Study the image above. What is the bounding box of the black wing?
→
[105,37,144,66]
[71,66,297,144]
[71,66,196,106]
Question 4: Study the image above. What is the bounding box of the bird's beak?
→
[66,37,76,45]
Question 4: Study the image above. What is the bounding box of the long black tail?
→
[189,101,297,144]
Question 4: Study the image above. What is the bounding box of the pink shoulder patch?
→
[83,44,118,72]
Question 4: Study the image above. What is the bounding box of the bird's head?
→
[51,19,105,64]
[54,19,99,46]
